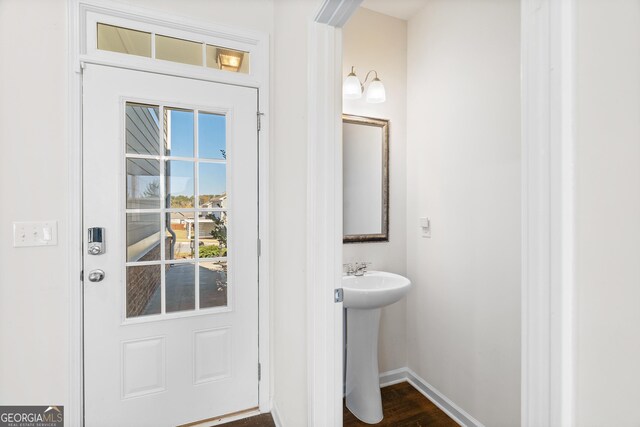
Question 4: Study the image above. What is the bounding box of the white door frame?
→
[307,0,577,426]
[67,1,271,425]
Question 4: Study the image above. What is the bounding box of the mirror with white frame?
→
[342,114,389,243]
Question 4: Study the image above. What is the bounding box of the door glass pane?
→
[126,103,160,155]
[126,213,161,262]
[97,23,151,57]
[166,212,195,260]
[206,45,249,74]
[125,101,232,319]
[127,265,161,317]
[199,261,228,309]
[156,35,203,66]
[198,163,226,208]
[198,112,226,160]
[166,160,194,208]
[126,158,161,209]
[165,109,194,157]
[198,211,227,259]
[166,263,196,313]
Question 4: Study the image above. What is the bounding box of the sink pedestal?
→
[342,271,412,424]
[345,307,383,424]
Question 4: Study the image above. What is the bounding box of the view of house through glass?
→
[125,102,228,318]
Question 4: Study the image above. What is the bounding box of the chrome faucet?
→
[343,263,356,276]
[344,262,371,276]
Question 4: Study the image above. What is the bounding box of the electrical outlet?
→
[13,221,58,247]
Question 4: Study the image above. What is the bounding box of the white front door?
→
[83,64,259,427]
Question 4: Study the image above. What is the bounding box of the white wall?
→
[406,1,521,426]
[0,0,70,407]
[342,7,408,373]
[575,1,640,425]
[271,0,322,425]
[0,1,315,425]
[124,0,274,34]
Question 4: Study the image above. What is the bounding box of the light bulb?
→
[343,73,362,100]
[365,78,386,103]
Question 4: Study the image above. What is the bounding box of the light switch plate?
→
[13,221,58,247]
[420,217,431,238]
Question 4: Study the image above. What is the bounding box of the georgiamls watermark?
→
[0,406,63,427]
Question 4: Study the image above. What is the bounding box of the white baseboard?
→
[379,368,485,427]
[378,367,409,387]
[271,402,283,427]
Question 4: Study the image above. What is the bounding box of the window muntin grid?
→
[125,101,228,319]
[97,23,250,74]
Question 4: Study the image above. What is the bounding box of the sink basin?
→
[343,271,412,424]
[342,271,412,309]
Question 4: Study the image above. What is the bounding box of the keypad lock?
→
[88,227,106,255]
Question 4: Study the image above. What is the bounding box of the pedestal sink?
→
[343,271,412,424]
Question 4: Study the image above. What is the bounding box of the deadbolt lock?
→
[88,227,105,255]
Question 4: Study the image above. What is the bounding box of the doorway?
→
[308,0,577,426]
[82,64,259,426]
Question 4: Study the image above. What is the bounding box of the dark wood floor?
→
[221,413,275,427]
[221,382,456,427]
[344,382,458,427]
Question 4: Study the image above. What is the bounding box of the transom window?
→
[97,23,250,74]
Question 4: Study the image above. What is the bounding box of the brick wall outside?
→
[126,237,172,317]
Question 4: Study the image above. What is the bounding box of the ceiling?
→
[360,0,428,21]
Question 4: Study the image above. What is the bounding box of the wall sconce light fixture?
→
[343,66,386,103]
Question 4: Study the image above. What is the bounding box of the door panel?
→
[83,64,258,427]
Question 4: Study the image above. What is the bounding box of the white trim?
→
[315,0,362,27]
[256,46,272,416]
[78,0,266,89]
[271,403,283,427]
[307,3,362,427]
[377,368,485,427]
[67,1,84,426]
[556,2,577,424]
[378,367,408,387]
[307,12,349,426]
[521,0,576,426]
[69,0,271,423]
